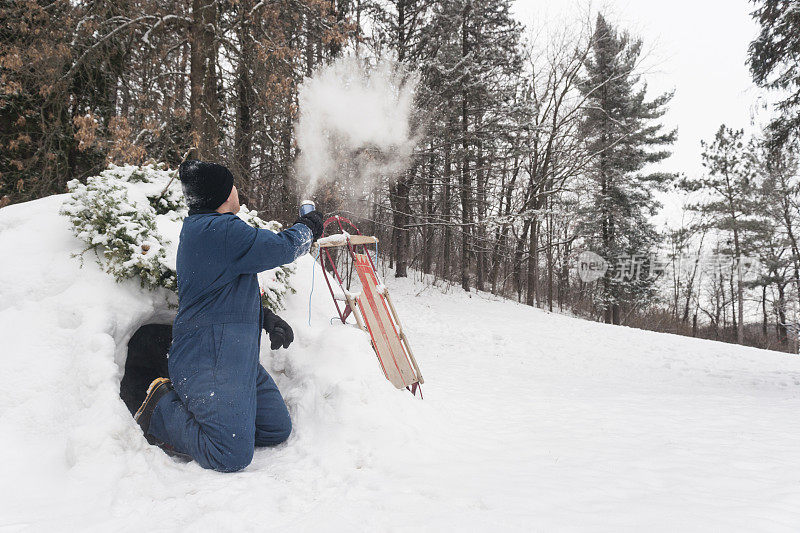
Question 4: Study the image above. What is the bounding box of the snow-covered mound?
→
[3,195,800,531]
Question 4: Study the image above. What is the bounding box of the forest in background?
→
[2,0,800,352]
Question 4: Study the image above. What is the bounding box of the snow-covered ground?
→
[3,195,800,531]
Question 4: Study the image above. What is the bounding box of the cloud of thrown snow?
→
[294,56,421,200]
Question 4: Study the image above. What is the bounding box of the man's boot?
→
[134,378,191,460]
[134,377,172,444]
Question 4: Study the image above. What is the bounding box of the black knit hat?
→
[178,160,234,211]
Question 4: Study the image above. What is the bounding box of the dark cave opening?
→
[120,324,172,416]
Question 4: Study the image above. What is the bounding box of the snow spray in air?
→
[294,56,421,202]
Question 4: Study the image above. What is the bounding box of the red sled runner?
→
[315,216,424,397]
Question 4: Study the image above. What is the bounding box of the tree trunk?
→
[422,142,435,275]
[394,169,413,278]
[734,233,745,344]
[762,285,768,339]
[526,216,538,306]
[474,133,486,292]
[190,0,220,159]
[599,147,616,324]
[280,107,295,220]
[234,1,253,200]
[459,4,471,292]
[460,141,471,292]
[515,220,530,302]
[442,133,452,281]
[546,206,554,312]
[777,282,788,346]
[389,183,398,269]
[683,246,703,323]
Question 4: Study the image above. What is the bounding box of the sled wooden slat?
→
[353,253,419,389]
[344,291,367,332]
[382,287,424,385]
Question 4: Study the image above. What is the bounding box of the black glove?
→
[262,307,294,350]
[295,210,324,242]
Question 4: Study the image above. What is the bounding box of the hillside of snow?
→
[3,195,800,531]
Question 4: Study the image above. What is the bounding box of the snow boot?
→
[134,377,193,461]
[134,377,172,444]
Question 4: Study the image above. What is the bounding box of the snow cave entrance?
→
[119,324,172,416]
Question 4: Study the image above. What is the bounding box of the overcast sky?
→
[512,0,766,223]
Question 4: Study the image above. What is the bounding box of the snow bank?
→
[0,194,424,530]
[3,194,800,530]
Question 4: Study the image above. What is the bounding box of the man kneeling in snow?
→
[133,160,323,472]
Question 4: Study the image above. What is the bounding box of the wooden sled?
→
[314,216,424,396]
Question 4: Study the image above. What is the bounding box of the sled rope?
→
[308,247,319,327]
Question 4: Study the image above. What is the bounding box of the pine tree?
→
[753,137,800,347]
[684,126,768,344]
[748,0,800,146]
[578,14,676,324]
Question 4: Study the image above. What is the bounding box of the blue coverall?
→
[147,210,312,472]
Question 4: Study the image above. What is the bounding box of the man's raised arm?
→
[226,211,323,274]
